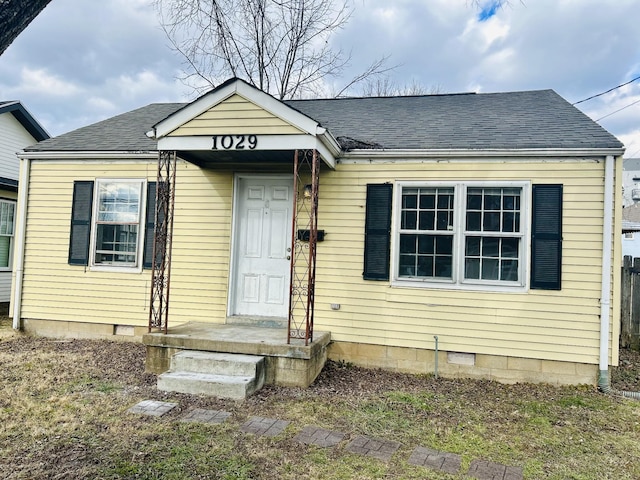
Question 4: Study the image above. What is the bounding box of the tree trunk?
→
[0,0,53,55]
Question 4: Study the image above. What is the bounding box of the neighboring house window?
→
[69,180,156,270]
[395,182,526,288]
[92,180,144,267]
[0,200,16,269]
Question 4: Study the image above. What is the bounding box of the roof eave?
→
[18,150,159,160]
[340,147,625,160]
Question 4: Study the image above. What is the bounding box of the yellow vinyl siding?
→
[20,160,233,326]
[312,159,613,365]
[169,94,302,136]
[19,154,620,368]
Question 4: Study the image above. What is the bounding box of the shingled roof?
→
[26,88,623,153]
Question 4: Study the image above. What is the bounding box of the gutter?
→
[12,156,30,330]
[340,147,625,160]
[598,155,640,400]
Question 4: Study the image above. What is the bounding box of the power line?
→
[596,97,640,122]
[572,74,640,105]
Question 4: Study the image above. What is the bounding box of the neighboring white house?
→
[0,101,49,304]
[622,159,640,259]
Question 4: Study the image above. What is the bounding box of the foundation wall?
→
[328,341,598,386]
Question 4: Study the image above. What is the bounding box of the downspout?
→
[598,155,640,399]
[12,156,30,330]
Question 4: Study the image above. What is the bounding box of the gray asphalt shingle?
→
[25,89,623,152]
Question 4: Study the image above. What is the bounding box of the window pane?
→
[402,189,418,209]
[434,256,452,278]
[0,236,9,268]
[0,202,15,236]
[399,254,415,276]
[502,212,515,232]
[501,259,519,281]
[400,234,417,254]
[417,235,434,254]
[435,235,452,255]
[97,182,140,223]
[466,212,481,231]
[402,210,417,229]
[436,211,451,230]
[419,192,435,209]
[483,212,500,231]
[484,190,501,210]
[465,258,480,279]
[419,211,434,230]
[417,256,434,277]
[501,238,519,258]
[482,237,499,257]
[95,223,138,264]
[467,189,482,210]
[465,237,480,256]
[437,192,452,209]
[482,258,500,280]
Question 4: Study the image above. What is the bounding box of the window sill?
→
[90,265,144,274]
[391,278,527,294]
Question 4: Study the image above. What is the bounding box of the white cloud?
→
[16,67,82,97]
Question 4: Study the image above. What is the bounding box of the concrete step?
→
[171,351,265,376]
[157,371,263,400]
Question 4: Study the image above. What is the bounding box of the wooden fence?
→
[621,256,640,350]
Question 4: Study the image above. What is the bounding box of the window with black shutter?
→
[143,181,157,269]
[68,181,94,265]
[363,183,393,280]
[530,184,562,290]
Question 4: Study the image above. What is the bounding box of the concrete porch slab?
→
[143,322,330,388]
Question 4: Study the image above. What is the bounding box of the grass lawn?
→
[0,316,639,479]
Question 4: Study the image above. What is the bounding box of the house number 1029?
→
[212,134,258,150]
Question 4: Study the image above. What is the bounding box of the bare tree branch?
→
[154,0,392,99]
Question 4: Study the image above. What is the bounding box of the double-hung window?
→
[395,182,527,289]
[0,200,16,269]
[92,180,144,268]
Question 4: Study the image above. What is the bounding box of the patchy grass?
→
[0,315,639,479]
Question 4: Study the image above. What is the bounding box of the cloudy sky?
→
[0,0,639,156]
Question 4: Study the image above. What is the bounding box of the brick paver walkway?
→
[127,400,177,417]
[293,426,345,447]
[468,459,524,480]
[181,408,231,424]
[240,416,290,437]
[127,400,523,478]
[408,446,462,474]
[346,435,400,462]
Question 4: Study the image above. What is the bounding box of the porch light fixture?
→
[303,184,312,198]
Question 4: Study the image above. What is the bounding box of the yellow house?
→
[12,78,625,391]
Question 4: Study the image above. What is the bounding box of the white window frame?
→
[391,181,530,292]
[89,179,146,272]
[0,199,16,271]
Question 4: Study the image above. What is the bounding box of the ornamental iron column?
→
[288,149,319,345]
[148,150,177,333]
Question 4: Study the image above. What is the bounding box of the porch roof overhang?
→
[155,131,338,169]
[147,78,339,169]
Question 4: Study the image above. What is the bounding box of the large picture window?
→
[0,200,16,269]
[395,182,527,288]
[92,180,144,267]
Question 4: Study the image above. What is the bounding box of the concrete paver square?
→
[181,408,231,424]
[293,426,345,447]
[127,400,177,417]
[346,435,401,462]
[240,416,290,437]
[467,459,523,480]
[408,446,461,475]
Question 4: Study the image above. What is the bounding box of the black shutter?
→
[143,182,157,269]
[531,184,562,290]
[68,181,94,265]
[363,183,393,280]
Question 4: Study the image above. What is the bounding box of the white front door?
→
[231,176,293,317]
